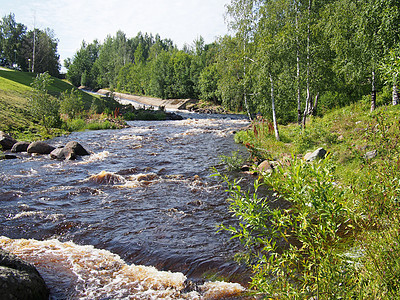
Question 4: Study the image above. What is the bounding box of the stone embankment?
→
[95,89,198,110]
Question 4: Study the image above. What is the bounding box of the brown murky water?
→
[0,114,252,299]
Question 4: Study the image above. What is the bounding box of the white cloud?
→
[0,0,230,70]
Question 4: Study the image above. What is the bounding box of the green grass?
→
[0,68,98,140]
[227,99,400,298]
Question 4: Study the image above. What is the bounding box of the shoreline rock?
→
[0,248,49,300]
[0,131,17,150]
[11,141,30,153]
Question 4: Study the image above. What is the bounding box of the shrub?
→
[60,88,84,119]
[215,157,356,299]
[219,150,248,172]
[29,72,61,131]
[65,118,86,131]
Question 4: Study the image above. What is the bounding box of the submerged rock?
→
[0,131,17,150]
[27,141,55,155]
[88,171,125,184]
[0,248,49,300]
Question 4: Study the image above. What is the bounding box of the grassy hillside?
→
[0,68,97,140]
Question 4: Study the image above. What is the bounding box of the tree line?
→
[0,13,60,76]
[3,0,400,125]
[64,0,400,124]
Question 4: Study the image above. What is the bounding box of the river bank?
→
[226,101,400,298]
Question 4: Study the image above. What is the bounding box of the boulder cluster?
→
[0,131,90,160]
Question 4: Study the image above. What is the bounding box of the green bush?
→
[123,109,167,121]
[60,88,84,118]
[219,150,248,172]
[86,120,117,130]
[28,72,61,131]
[65,118,86,131]
[215,157,356,299]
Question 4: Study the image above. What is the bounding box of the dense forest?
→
[64,0,400,124]
[2,0,400,124]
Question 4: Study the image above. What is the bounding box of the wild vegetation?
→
[0,69,128,143]
[215,101,400,298]
[61,0,400,128]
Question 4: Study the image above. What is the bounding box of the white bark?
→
[270,74,280,141]
[371,70,376,112]
[393,75,398,105]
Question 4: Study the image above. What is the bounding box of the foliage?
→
[0,13,60,75]
[0,13,26,67]
[0,68,123,140]
[28,72,61,131]
[64,118,118,131]
[123,107,167,121]
[216,156,355,299]
[64,40,100,88]
[219,150,248,172]
[224,102,400,298]
[60,88,84,118]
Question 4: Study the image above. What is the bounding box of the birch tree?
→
[225,0,262,119]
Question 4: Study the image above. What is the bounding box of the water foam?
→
[0,237,245,299]
[76,151,110,165]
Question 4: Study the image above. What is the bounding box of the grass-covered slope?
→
[0,68,97,140]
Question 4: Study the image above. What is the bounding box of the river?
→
[0,113,251,299]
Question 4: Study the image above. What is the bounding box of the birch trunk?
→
[393,74,398,105]
[296,0,302,125]
[302,0,312,128]
[243,35,252,120]
[371,70,376,112]
[270,74,280,141]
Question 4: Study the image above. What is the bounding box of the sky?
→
[0,0,231,72]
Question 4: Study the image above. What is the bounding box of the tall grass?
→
[64,118,118,131]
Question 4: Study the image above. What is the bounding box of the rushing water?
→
[0,114,251,299]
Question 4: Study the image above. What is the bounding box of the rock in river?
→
[0,248,49,300]
[0,131,17,150]
[50,141,90,160]
[50,147,77,160]
[11,141,30,153]
[64,141,90,156]
[27,141,55,155]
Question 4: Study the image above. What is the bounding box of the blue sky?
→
[0,0,231,70]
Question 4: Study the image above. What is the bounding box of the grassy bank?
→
[0,68,98,140]
[0,69,130,142]
[219,100,400,299]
